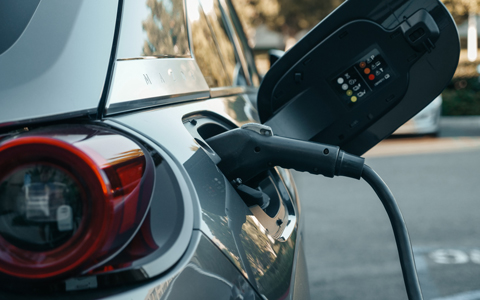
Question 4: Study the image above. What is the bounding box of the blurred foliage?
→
[190,0,231,87]
[229,0,280,45]
[443,49,480,116]
[202,0,239,84]
[188,0,242,87]
[142,0,190,56]
[272,0,343,37]
[443,78,480,115]
[453,49,480,78]
[229,0,480,41]
[441,0,480,23]
[230,0,342,41]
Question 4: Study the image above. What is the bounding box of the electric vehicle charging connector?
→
[207,124,424,300]
[207,124,365,182]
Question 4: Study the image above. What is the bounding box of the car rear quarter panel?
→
[0,0,117,125]
[107,95,309,299]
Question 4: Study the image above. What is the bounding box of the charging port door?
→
[257,0,459,155]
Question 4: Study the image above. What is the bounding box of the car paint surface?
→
[0,0,118,125]
[102,233,263,300]
[0,0,308,298]
[107,95,308,299]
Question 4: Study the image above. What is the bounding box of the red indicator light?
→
[364,68,371,74]
[369,74,375,81]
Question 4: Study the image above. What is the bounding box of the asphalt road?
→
[294,117,480,300]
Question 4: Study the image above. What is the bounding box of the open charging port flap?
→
[257,0,460,155]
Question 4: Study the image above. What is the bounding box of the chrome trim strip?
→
[106,91,210,115]
[105,58,210,116]
[210,86,245,98]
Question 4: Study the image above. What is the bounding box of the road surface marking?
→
[428,249,480,264]
[429,249,470,264]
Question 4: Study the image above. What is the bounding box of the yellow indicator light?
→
[346,90,353,96]
[351,96,358,102]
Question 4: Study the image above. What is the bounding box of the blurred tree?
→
[441,0,480,23]
[231,0,343,49]
[229,0,280,46]
[142,0,190,56]
[232,0,480,49]
[274,0,343,41]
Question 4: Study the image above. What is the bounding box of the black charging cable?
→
[207,124,423,300]
[361,165,423,300]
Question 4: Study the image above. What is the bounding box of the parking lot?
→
[294,117,480,299]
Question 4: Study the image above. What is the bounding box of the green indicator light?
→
[346,90,353,96]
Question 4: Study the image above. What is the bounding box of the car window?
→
[117,0,191,59]
[200,0,240,85]
[189,0,246,88]
[188,0,231,87]
[224,0,260,86]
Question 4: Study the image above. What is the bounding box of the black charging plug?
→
[207,123,424,300]
[206,123,364,183]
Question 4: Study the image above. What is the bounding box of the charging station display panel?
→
[257,0,459,155]
[331,49,396,107]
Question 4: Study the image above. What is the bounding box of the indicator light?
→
[337,77,344,84]
[351,96,358,102]
[364,68,371,74]
[359,62,366,68]
[369,74,375,81]
[346,90,353,96]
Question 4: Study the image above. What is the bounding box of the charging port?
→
[183,114,297,241]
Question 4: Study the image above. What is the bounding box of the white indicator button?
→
[337,77,344,84]
[342,84,348,90]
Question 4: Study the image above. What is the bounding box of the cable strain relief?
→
[335,150,365,179]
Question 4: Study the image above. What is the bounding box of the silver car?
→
[0,0,307,299]
[0,0,460,299]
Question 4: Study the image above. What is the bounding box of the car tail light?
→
[0,125,154,280]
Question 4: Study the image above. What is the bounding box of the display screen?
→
[331,49,395,106]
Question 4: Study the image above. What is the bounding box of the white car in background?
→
[394,95,443,136]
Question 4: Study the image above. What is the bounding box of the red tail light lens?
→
[0,126,154,280]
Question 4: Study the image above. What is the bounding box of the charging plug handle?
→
[207,125,423,300]
[206,124,364,182]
